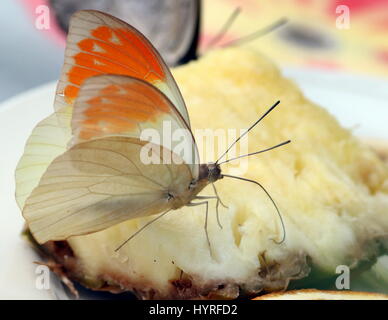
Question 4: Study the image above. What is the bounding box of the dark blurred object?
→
[278,23,337,51]
[49,0,200,66]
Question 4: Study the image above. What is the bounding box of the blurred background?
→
[1,0,388,103]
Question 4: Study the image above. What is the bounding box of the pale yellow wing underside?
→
[23,136,193,244]
[15,107,72,209]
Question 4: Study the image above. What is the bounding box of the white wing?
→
[23,136,193,244]
[15,107,72,209]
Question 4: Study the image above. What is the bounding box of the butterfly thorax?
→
[168,163,222,210]
[188,163,222,196]
[199,163,222,183]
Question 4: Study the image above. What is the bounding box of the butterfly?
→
[18,10,290,250]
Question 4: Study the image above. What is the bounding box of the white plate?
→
[1,69,387,299]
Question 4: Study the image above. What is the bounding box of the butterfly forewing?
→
[54,10,190,127]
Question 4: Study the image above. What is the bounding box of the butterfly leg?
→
[115,209,172,252]
[194,195,223,230]
[212,183,228,229]
[195,196,217,199]
[187,201,212,257]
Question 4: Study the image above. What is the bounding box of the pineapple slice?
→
[19,48,388,299]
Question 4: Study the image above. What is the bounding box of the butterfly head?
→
[199,163,222,183]
[183,163,222,204]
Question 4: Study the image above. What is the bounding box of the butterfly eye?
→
[189,181,196,189]
[167,192,174,201]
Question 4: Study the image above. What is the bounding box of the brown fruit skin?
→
[24,228,309,299]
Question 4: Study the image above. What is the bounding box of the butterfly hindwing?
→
[23,136,193,244]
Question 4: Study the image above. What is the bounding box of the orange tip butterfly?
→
[17,10,290,249]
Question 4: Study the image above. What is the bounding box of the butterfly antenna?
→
[217,140,291,165]
[206,7,242,49]
[215,100,280,164]
[222,17,288,47]
[222,174,286,244]
[115,209,172,252]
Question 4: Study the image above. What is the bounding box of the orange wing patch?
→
[76,81,170,141]
[56,11,190,130]
[65,26,166,103]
